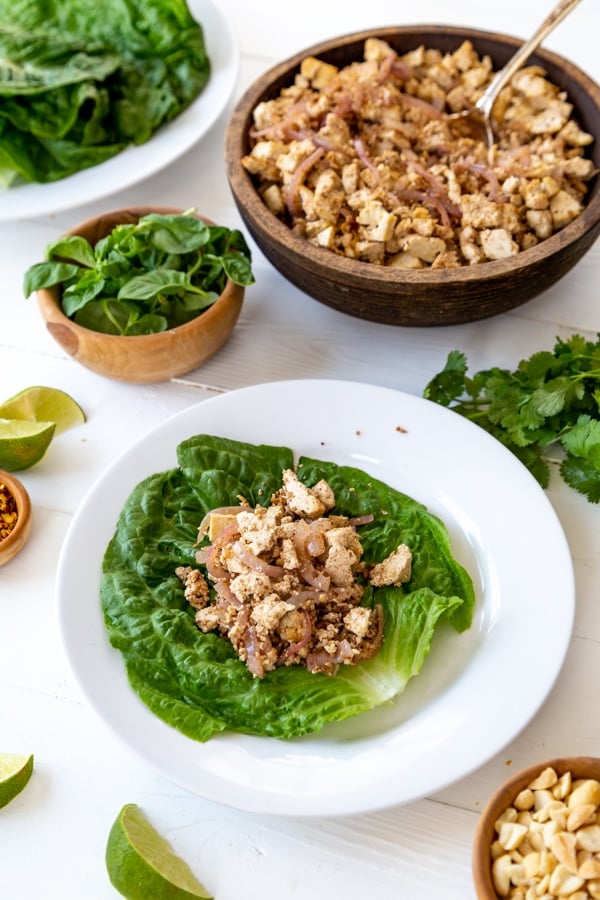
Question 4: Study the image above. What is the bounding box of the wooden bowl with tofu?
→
[225,25,600,325]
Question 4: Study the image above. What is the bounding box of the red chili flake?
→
[0,482,18,541]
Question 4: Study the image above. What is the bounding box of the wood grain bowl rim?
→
[225,25,600,289]
[472,755,600,899]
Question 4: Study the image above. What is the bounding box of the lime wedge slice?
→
[0,753,34,809]
[0,386,85,435]
[106,804,213,899]
[0,418,56,471]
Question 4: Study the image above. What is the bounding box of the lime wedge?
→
[106,804,213,899]
[0,418,56,471]
[0,386,86,435]
[0,753,34,809]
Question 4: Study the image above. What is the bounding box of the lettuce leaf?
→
[0,0,210,185]
[101,435,475,741]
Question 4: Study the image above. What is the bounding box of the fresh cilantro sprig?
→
[423,334,600,503]
[23,209,254,336]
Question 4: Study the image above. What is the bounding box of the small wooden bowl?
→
[226,26,600,326]
[472,756,600,898]
[36,206,245,383]
[0,470,32,567]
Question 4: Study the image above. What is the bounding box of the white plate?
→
[57,380,575,816]
[0,0,238,222]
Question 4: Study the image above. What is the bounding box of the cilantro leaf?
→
[423,350,467,406]
[423,335,600,503]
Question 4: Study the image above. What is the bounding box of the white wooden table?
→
[2,1,599,897]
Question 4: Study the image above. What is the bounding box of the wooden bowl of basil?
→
[29,207,252,383]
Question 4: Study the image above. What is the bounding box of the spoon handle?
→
[477,0,583,116]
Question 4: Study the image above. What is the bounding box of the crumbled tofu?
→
[461,194,503,229]
[281,468,330,518]
[369,544,412,587]
[300,56,338,90]
[526,208,554,239]
[176,470,412,678]
[174,566,210,609]
[357,201,397,241]
[480,228,520,260]
[343,607,372,638]
[242,39,594,267]
[550,189,583,228]
[401,234,446,262]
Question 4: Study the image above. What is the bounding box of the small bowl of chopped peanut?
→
[0,470,32,567]
[225,25,600,325]
[472,757,600,899]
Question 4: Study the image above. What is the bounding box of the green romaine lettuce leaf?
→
[0,0,210,185]
[101,435,475,741]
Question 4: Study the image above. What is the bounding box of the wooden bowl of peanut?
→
[226,25,600,326]
[472,757,600,899]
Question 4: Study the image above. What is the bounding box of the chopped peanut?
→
[487,767,600,898]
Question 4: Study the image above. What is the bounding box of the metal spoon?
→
[449,0,583,146]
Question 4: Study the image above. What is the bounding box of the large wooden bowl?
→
[472,756,600,898]
[36,207,245,383]
[225,25,600,326]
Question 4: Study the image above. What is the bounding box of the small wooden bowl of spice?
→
[0,471,32,566]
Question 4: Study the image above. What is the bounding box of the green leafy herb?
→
[423,335,600,503]
[101,435,475,741]
[23,210,254,335]
[0,0,210,187]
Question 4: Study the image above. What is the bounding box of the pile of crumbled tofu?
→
[242,38,595,267]
[176,468,412,678]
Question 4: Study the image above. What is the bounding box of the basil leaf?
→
[117,269,193,301]
[62,272,106,315]
[139,213,212,253]
[22,260,81,296]
[24,210,254,334]
[222,251,255,286]
[45,235,96,268]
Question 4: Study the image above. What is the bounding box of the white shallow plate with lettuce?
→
[0,0,238,221]
[56,380,574,816]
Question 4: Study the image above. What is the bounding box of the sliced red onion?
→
[455,158,507,204]
[285,147,325,218]
[232,541,285,579]
[400,92,443,119]
[286,590,323,608]
[243,625,265,678]
[213,578,242,609]
[293,521,331,590]
[347,514,374,526]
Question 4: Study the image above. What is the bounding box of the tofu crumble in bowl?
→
[225,25,600,325]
